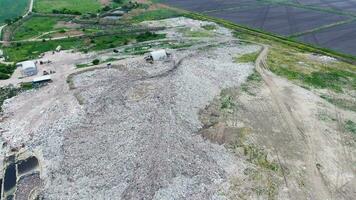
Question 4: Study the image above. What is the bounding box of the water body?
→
[17,156,39,174]
[3,163,16,191]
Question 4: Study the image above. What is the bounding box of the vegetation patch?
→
[13,16,65,40]
[240,70,262,95]
[180,28,213,38]
[3,38,85,62]
[202,24,216,30]
[262,38,356,94]
[0,64,16,80]
[320,94,356,112]
[235,51,259,63]
[344,120,356,135]
[86,31,165,51]
[132,8,181,22]
[220,94,235,110]
[4,30,165,62]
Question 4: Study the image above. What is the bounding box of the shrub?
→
[92,59,100,65]
[0,72,10,80]
[0,64,16,80]
[52,8,81,15]
[136,31,159,42]
[102,6,111,12]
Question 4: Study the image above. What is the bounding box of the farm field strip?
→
[297,20,356,55]
[0,0,30,25]
[207,5,349,36]
[161,0,356,56]
[34,0,103,14]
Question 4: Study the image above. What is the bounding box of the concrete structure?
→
[18,61,38,77]
[148,50,168,61]
[33,75,51,84]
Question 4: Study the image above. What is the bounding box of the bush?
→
[102,6,111,12]
[122,2,139,11]
[0,72,10,80]
[0,64,16,80]
[136,31,159,42]
[52,8,81,15]
[92,59,100,65]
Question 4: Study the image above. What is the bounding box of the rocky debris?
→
[15,173,42,200]
[0,17,264,199]
[39,43,257,199]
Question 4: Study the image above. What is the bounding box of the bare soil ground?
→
[200,46,356,199]
[0,17,354,200]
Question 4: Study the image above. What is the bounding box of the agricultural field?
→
[0,0,29,25]
[208,5,348,36]
[160,0,356,56]
[298,21,356,55]
[34,0,103,14]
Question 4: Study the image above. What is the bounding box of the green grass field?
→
[3,38,85,62]
[34,0,102,14]
[13,16,63,40]
[0,0,29,25]
[132,8,181,22]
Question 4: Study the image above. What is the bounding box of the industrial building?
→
[18,61,38,77]
[145,50,168,62]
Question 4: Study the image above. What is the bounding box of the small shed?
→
[19,61,38,76]
[55,45,62,52]
[149,50,168,61]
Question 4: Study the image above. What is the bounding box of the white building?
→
[18,61,38,76]
[149,50,168,61]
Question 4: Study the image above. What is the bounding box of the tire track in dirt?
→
[254,44,332,200]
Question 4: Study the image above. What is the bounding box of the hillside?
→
[0,1,355,199]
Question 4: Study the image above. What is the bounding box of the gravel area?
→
[0,17,260,199]
[41,43,257,199]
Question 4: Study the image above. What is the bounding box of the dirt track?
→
[256,45,332,199]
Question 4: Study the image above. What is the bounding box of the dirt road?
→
[254,45,345,200]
